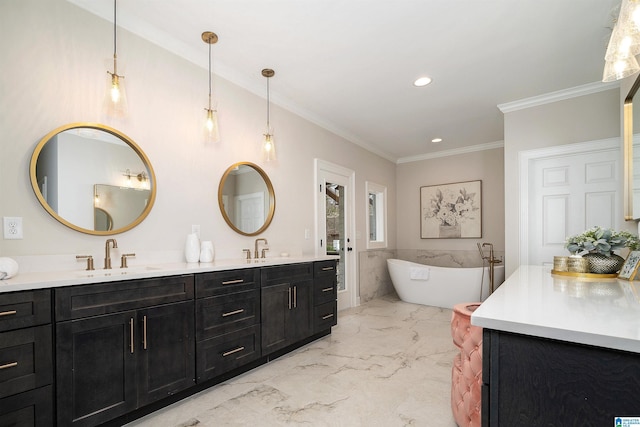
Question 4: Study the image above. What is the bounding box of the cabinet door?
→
[56,311,137,427]
[137,301,195,407]
[261,283,291,355]
[290,279,313,342]
[0,385,53,427]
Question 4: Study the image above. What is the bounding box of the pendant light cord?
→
[208,40,212,109]
[112,0,118,74]
[266,76,270,129]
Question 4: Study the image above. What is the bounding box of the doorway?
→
[315,159,357,311]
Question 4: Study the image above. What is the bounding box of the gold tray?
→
[551,270,618,279]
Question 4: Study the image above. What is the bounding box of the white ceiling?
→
[68,0,621,162]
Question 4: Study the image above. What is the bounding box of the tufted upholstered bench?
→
[450,302,482,427]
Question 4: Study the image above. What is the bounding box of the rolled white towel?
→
[410,266,429,280]
[0,257,19,280]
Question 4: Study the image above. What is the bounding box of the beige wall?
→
[503,89,623,276]
[0,0,396,266]
[396,148,505,255]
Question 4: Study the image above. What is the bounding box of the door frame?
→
[518,137,620,266]
[314,159,358,309]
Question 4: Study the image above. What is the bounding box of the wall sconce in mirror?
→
[122,169,149,189]
[202,31,220,143]
[602,0,640,82]
[30,123,157,235]
[261,68,276,161]
[105,0,127,117]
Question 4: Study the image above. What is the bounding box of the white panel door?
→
[529,149,621,266]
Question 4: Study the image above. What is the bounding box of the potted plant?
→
[564,226,639,274]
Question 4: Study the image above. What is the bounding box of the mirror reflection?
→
[218,162,275,236]
[30,123,156,235]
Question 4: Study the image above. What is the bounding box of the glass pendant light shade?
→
[262,131,276,161]
[202,31,220,143]
[261,69,276,161]
[204,107,220,143]
[603,55,640,82]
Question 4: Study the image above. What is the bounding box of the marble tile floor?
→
[127,295,458,427]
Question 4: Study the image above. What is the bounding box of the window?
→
[366,181,387,249]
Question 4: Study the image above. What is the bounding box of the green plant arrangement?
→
[564,226,640,274]
[565,226,639,256]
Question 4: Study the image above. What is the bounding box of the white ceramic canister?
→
[185,233,200,263]
[200,241,215,263]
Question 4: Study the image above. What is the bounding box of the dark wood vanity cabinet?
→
[312,260,338,333]
[0,289,53,427]
[482,329,640,426]
[195,269,262,382]
[55,276,195,427]
[261,263,314,355]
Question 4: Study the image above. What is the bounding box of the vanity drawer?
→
[0,325,52,399]
[313,301,337,332]
[196,289,260,340]
[314,275,337,306]
[261,263,313,285]
[314,260,337,277]
[196,269,260,298]
[0,385,53,427]
[196,325,261,382]
[55,275,194,321]
[0,290,51,332]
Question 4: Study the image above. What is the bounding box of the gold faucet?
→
[104,238,118,269]
[477,242,502,294]
[254,238,268,259]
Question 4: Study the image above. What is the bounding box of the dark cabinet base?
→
[0,385,53,427]
[483,330,640,426]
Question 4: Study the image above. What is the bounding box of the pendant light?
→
[261,68,276,161]
[105,0,127,117]
[202,31,220,143]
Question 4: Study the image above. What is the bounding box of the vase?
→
[439,224,461,238]
[199,241,214,263]
[582,253,625,274]
[184,233,200,263]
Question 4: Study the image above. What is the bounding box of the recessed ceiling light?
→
[431,138,443,143]
[413,76,432,87]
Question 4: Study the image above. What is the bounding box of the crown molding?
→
[396,140,504,164]
[497,81,620,113]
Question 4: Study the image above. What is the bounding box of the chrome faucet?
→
[104,238,118,269]
[254,238,268,259]
[477,242,502,294]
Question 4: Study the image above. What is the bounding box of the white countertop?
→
[472,265,640,354]
[0,255,339,294]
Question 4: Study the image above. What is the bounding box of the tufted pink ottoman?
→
[450,303,482,427]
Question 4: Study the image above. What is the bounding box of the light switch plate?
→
[3,217,23,239]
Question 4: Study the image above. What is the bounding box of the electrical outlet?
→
[4,217,23,239]
[191,224,200,238]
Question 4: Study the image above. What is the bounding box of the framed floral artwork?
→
[420,180,482,239]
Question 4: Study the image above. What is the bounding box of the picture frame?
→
[420,180,481,239]
[618,251,640,280]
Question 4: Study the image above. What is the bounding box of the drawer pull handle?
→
[222,309,245,317]
[322,314,334,320]
[0,310,17,317]
[322,267,334,271]
[0,361,18,370]
[222,279,244,285]
[222,346,245,357]
[321,287,334,292]
[130,318,134,354]
[143,315,148,350]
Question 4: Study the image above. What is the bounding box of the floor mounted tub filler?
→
[386,259,505,309]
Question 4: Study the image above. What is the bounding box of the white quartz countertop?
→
[0,255,339,294]
[472,265,640,354]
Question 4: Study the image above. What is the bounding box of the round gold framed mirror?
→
[218,162,275,236]
[29,123,157,235]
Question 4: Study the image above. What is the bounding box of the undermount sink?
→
[75,265,163,278]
